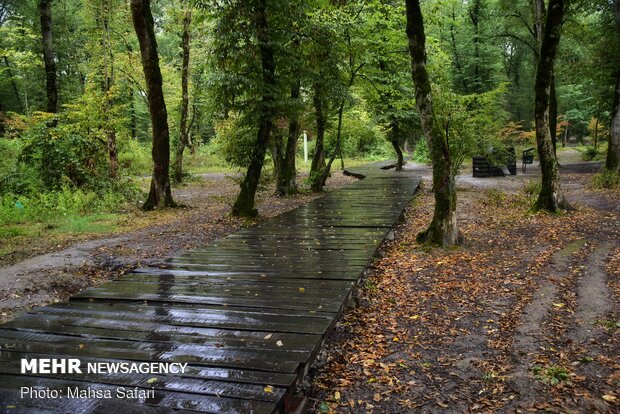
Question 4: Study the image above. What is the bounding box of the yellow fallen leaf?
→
[146,377,157,384]
[393,337,399,342]
[78,344,85,349]
[409,315,420,320]
[334,391,340,400]
[264,385,274,393]
[602,394,617,402]
[553,303,565,308]
[299,287,305,293]
[264,333,273,340]
[373,393,382,402]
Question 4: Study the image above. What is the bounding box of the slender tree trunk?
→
[605,0,620,173]
[174,3,192,183]
[534,0,570,212]
[276,81,300,196]
[550,74,558,156]
[3,57,23,112]
[232,0,275,217]
[319,103,345,189]
[102,0,118,179]
[310,84,326,192]
[39,0,57,113]
[131,0,175,210]
[406,0,460,246]
[391,122,404,171]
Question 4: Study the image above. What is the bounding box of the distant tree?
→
[173,0,192,183]
[39,0,57,113]
[130,0,175,210]
[405,0,460,246]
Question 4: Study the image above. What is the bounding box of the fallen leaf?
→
[264,385,274,393]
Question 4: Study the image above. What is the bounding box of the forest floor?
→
[306,153,619,413]
[0,172,355,323]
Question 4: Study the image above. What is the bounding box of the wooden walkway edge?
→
[0,165,420,414]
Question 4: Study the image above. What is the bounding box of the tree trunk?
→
[606,69,620,172]
[131,0,175,210]
[174,3,192,183]
[232,0,275,217]
[391,122,404,171]
[534,0,570,212]
[605,0,620,173]
[39,0,57,113]
[406,0,460,247]
[276,82,300,196]
[3,57,23,112]
[310,84,326,192]
[319,103,345,189]
[550,74,557,156]
[102,0,118,179]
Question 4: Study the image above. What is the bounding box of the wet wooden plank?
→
[0,168,419,413]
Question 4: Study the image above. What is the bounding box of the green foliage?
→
[211,116,256,168]
[532,365,572,386]
[591,169,620,189]
[0,183,140,226]
[412,139,430,163]
[581,146,599,161]
[326,109,390,158]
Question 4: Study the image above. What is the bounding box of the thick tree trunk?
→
[39,0,57,113]
[534,0,570,212]
[607,69,620,172]
[174,4,192,183]
[406,0,460,247]
[232,0,275,217]
[131,0,175,210]
[605,0,620,173]
[310,85,326,192]
[276,82,300,196]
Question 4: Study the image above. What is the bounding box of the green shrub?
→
[325,111,390,159]
[412,139,430,163]
[591,169,619,189]
[581,146,599,161]
[118,139,152,176]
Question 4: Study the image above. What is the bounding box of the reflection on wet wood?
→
[0,165,419,413]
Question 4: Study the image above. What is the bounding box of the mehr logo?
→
[21,359,82,374]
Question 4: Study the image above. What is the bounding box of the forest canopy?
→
[0,0,618,228]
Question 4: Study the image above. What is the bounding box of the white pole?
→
[303,131,308,163]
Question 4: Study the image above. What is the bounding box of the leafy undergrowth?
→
[306,184,619,413]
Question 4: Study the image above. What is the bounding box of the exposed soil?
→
[305,156,619,413]
[0,172,355,323]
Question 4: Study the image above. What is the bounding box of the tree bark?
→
[232,0,275,217]
[310,84,326,192]
[276,81,300,196]
[550,74,557,156]
[534,0,570,212]
[39,0,57,113]
[605,0,620,173]
[174,3,192,183]
[131,0,175,210]
[406,0,460,247]
[101,0,118,179]
[391,122,404,171]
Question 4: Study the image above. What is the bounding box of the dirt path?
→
[305,157,619,413]
[0,172,355,323]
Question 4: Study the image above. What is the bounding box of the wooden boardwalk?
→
[0,165,419,414]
